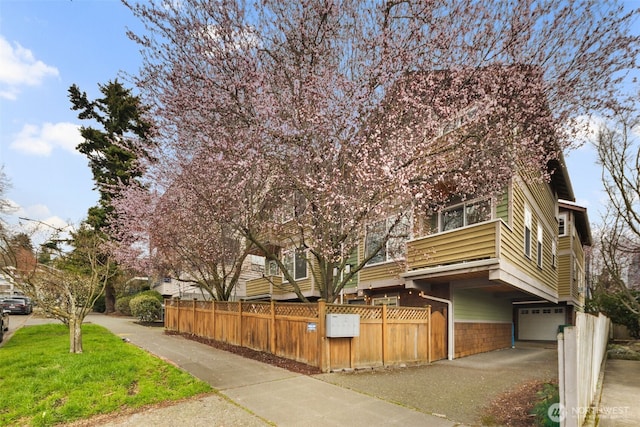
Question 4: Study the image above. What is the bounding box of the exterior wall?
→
[557,210,586,307]
[453,287,512,357]
[454,322,512,358]
[453,288,512,322]
[358,262,405,288]
[503,178,559,295]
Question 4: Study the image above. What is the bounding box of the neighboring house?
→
[628,253,640,291]
[0,271,16,298]
[153,254,264,301]
[244,70,592,359]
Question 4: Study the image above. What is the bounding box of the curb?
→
[583,354,608,427]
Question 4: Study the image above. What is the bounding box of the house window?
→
[552,239,557,268]
[266,259,279,276]
[537,224,543,268]
[439,198,491,232]
[282,248,307,281]
[278,192,307,223]
[372,296,398,306]
[558,213,567,237]
[524,206,532,258]
[365,216,410,265]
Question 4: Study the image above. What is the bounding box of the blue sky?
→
[0,0,638,239]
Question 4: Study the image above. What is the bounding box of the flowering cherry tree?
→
[118,0,639,302]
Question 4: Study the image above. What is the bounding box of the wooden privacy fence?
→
[557,312,610,427]
[164,300,440,373]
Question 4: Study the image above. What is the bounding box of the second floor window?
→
[558,213,567,236]
[365,216,410,265]
[537,224,543,268]
[524,206,532,258]
[440,199,491,232]
[282,248,307,281]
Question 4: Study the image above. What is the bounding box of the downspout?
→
[418,292,454,360]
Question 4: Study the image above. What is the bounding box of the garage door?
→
[518,307,565,341]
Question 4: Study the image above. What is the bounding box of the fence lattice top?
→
[164,299,429,321]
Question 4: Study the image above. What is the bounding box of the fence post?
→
[558,330,566,427]
[176,299,181,333]
[270,300,276,354]
[318,301,329,373]
[211,301,216,340]
[192,301,196,334]
[427,305,432,364]
[563,326,579,427]
[238,301,243,347]
[382,304,388,367]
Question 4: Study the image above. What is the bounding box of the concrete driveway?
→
[315,342,558,425]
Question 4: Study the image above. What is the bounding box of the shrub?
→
[115,295,135,316]
[138,289,164,304]
[130,294,162,322]
[92,295,106,313]
[531,382,560,427]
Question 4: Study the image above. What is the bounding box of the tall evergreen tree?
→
[69,80,153,312]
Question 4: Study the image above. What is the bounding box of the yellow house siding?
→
[557,211,587,306]
[246,277,275,296]
[503,179,558,294]
[407,221,498,269]
[358,261,405,284]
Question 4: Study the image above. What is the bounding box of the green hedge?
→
[130,294,162,322]
[115,295,134,316]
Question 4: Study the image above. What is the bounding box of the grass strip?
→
[0,323,211,426]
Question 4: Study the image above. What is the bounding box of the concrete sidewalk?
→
[82,314,457,427]
[594,358,640,427]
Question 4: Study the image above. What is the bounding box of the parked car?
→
[8,295,33,314]
[0,309,9,342]
[0,298,30,315]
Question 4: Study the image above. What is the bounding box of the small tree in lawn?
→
[1,225,113,353]
[124,0,639,302]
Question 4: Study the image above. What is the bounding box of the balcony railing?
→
[407,220,502,270]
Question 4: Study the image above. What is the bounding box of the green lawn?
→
[0,323,212,426]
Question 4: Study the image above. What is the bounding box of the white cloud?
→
[8,203,74,246]
[15,203,52,220]
[0,35,59,100]
[10,122,83,156]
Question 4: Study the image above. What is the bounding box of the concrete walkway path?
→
[595,358,640,427]
[83,314,457,427]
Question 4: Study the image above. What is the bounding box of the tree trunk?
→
[69,317,83,353]
[104,282,116,314]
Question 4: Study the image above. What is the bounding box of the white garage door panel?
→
[518,307,565,341]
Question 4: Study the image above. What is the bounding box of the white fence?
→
[558,312,610,427]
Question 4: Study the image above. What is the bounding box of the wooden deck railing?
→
[407,220,502,269]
